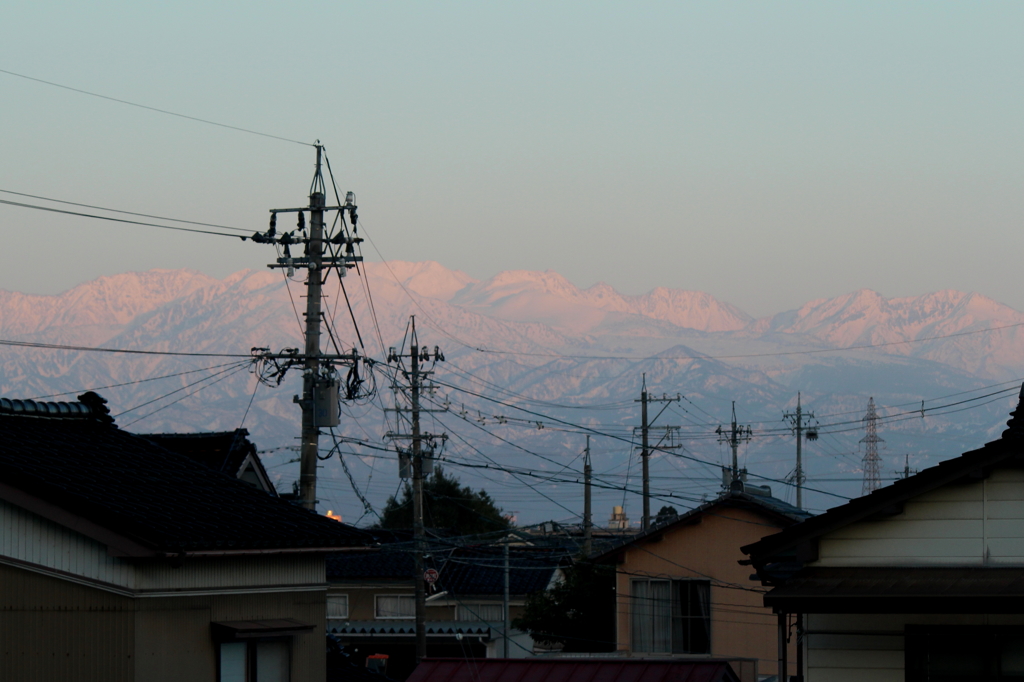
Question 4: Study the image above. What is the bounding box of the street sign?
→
[423,568,439,584]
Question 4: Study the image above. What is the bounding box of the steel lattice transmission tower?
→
[860,397,884,495]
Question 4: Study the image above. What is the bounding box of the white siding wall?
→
[1,498,325,595]
[806,613,1024,681]
[0,497,135,588]
[815,469,1024,567]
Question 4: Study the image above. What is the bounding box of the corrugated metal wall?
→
[0,562,134,682]
[0,498,135,588]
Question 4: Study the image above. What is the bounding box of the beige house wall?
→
[614,505,794,678]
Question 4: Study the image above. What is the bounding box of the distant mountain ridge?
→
[1,261,1021,522]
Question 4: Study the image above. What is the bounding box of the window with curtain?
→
[327,594,349,620]
[459,603,504,622]
[218,640,289,682]
[631,579,711,654]
[375,594,415,619]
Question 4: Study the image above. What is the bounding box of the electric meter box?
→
[314,378,340,427]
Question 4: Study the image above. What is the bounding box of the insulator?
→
[345,191,355,206]
[269,213,277,236]
[297,212,305,230]
[350,209,358,227]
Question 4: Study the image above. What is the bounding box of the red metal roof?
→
[407,659,740,682]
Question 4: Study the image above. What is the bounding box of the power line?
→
[0,198,241,238]
[0,188,250,232]
[0,67,312,147]
[28,361,246,399]
[0,338,251,358]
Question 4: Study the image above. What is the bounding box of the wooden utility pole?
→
[635,375,681,531]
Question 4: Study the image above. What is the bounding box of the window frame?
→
[374,593,416,620]
[458,602,505,623]
[630,577,711,655]
[327,593,350,620]
[217,639,291,682]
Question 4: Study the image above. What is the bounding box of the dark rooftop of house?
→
[592,483,812,563]
[742,384,1024,571]
[407,659,741,682]
[143,429,255,475]
[327,543,563,596]
[0,392,371,555]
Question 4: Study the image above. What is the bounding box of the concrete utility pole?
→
[784,393,816,510]
[716,401,752,488]
[583,435,592,556]
[635,375,681,531]
[385,316,446,663]
[245,143,363,511]
[503,538,511,658]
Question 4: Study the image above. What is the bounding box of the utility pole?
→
[503,537,510,658]
[244,143,363,511]
[634,375,681,531]
[861,397,884,495]
[784,393,816,510]
[385,316,446,663]
[896,454,917,480]
[716,401,752,489]
[583,435,592,556]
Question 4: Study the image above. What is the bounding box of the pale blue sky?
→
[2,2,1023,317]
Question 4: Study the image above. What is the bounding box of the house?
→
[406,658,741,682]
[742,385,1024,681]
[593,484,812,682]
[0,392,372,682]
[325,543,564,680]
[143,428,277,495]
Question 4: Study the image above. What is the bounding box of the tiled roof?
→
[327,548,418,580]
[142,429,254,476]
[407,659,741,682]
[0,393,371,554]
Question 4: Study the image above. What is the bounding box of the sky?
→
[3,3,1024,318]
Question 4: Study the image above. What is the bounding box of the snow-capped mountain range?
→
[2,263,1022,522]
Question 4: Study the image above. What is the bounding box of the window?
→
[459,603,504,623]
[218,641,289,682]
[906,625,1024,681]
[327,594,349,620]
[375,594,415,619]
[630,579,710,654]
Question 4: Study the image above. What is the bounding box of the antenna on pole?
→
[861,397,884,495]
